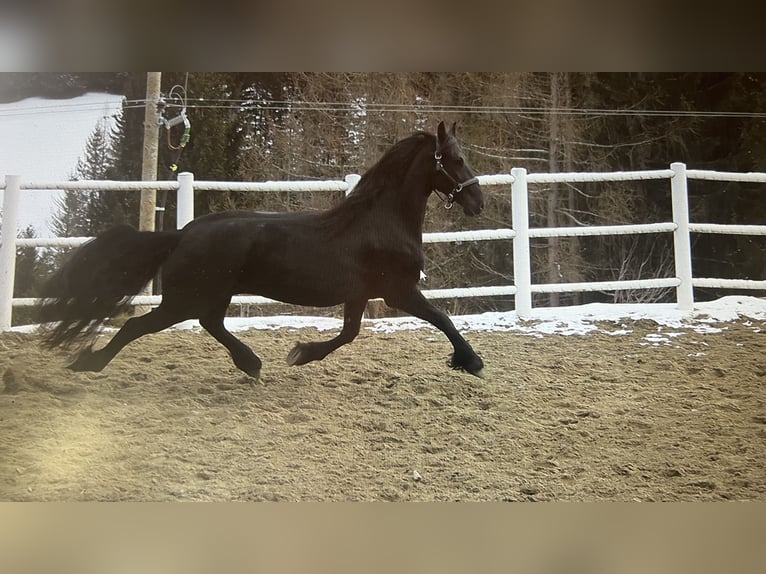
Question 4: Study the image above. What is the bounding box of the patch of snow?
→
[11,295,766,339]
[361,295,766,336]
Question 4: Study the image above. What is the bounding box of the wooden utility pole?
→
[138,72,161,306]
[140,72,161,232]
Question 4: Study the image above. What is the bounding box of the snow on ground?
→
[12,295,766,340]
[214,295,766,337]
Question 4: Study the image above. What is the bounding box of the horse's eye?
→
[455,157,465,167]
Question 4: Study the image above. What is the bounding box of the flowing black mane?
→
[319,131,434,230]
[344,132,433,199]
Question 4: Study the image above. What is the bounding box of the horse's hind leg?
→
[69,306,181,372]
[199,304,262,378]
[287,299,367,366]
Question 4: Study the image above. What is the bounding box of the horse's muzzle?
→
[462,191,484,216]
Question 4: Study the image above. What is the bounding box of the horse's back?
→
[164,208,356,307]
[184,209,316,228]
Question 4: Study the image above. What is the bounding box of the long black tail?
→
[38,224,182,349]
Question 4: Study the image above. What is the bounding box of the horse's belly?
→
[237,261,353,307]
[247,282,345,307]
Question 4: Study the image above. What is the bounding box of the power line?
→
[5,96,766,120]
[131,98,766,119]
[0,98,140,118]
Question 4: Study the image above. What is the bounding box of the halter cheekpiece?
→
[434,150,479,209]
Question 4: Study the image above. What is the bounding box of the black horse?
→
[39,121,485,378]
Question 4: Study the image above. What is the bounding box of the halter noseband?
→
[434,151,479,209]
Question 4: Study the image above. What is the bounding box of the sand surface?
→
[1,318,765,501]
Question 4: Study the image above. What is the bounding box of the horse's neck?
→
[326,148,432,240]
[394,152,433,237]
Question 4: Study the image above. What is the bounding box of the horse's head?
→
[433,121,484,216]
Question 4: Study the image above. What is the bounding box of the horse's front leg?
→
[386,288,485,378]
[287,298,367,366]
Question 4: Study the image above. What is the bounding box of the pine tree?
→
[50,190,91,237]
[51,112,138,236]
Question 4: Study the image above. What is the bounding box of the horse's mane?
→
[355,131,434,193]
[323,131,436,225]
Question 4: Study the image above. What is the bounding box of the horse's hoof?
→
[68,349,105,372]
[449,363,486,379]
[286,344,304,366]
[243,368,261,381]
[448,352,485,378]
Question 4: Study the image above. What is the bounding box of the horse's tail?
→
[38,224,183,349]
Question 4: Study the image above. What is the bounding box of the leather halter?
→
[433,151,480,209]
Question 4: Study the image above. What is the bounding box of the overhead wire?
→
[4,96,766,119]
[128,99,766,119]
[0,99,141,117]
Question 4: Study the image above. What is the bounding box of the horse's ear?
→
[450,122,457,136]
[437,121,448,148]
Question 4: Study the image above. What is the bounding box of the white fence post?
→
[177,172,195,229]
[670,162,694,314]
[344,174,361,196]
[511,168,532,318]
[0,175,21,331]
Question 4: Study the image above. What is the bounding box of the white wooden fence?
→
[2,162,766,331]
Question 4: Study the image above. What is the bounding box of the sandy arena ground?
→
[1,317,765,501]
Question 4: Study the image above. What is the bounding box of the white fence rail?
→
[2,162,766,330]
